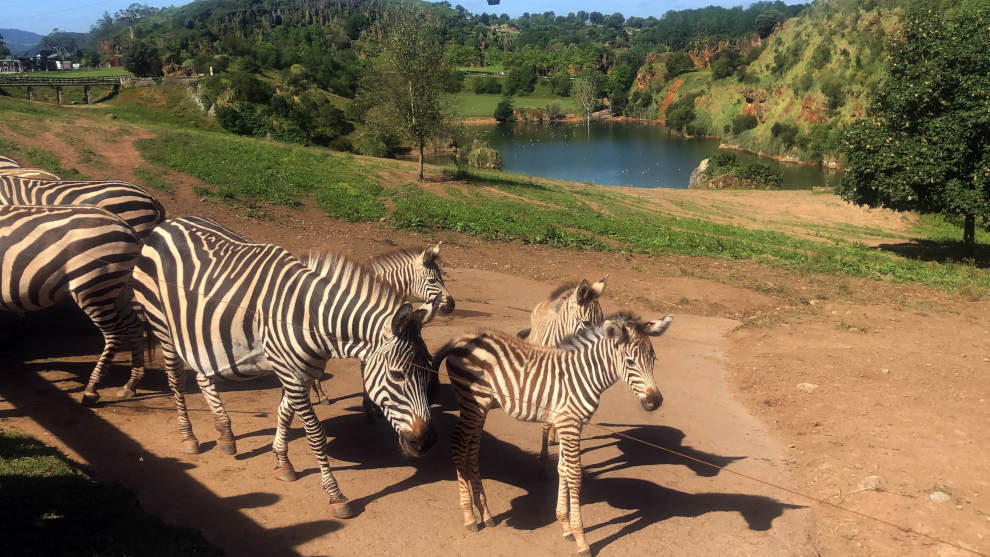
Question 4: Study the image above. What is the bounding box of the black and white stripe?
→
[0,155,19,169]
[435,312,672,555]
[0,168,62,180]
[0,205,146,404]
[0,175,166,239]
[130,217,438,518]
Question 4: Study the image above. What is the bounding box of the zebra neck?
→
[568,341,621,402]
[372,262,414,299]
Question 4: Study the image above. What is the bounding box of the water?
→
[468,121,840,190]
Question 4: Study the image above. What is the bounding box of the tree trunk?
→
[418,140,425,180]
[963,213,975,246]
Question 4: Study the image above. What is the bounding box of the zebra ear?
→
[391,302,415,336]
[415,296,442,326]
[588,275,608,300]
[602,320,627,343]
[574,279,591,304]
[639,315,674,336]
[419,242,442,265]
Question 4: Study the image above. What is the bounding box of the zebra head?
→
[563,276,607,332]
[602,312,673,412]
[413,243,455,314]
[363,299,440,457]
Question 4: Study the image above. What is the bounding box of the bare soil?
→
[1,117,987,557]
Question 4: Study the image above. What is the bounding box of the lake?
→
[469,121,841,190]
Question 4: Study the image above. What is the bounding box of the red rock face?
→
[799,95,825,124]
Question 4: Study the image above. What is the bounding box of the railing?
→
[0,75,123,87]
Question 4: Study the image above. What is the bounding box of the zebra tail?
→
[431,339,460,373]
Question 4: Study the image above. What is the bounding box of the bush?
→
[665,52,694,78]
[710,49,741,80]
[809,40,833,70]
[731,113,758,134]
[546,102,566,120]
[666,105,695,130]
[123,41,161,77]
[550,72,572,96]
[504,64,537,95]
[494,97,515,123]
[471,77,502,94]
[771,122,800,147]
[820,78,846,111]
[229,72,273,104]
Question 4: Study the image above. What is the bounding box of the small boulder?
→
[796,382,819,393]
[930,490,951,503]
[860,475,886,492]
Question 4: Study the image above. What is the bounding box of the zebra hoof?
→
[273,463,297,482]
[81,392,100,406]
[218,439,237,455]
[484,518,497,528]
[577,548,593,557]
[180,439,200,454]
[464,522,479,532]
[117,388,136,399]
[330,501,353,519]
[563,532,575,541]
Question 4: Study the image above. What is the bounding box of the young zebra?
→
[0,168,62,181]
[0,205,146,404]
[0,175,166,239]
[519,277,607,472]
[435,312,673,556]
[130,217,439,519]
[0,155,18,169]
[310,243,456,407]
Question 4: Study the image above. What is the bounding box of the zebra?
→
[0,205,146,405]
[0,168,62,181]
[310,243,455,408]
[0,175,166,240]
[434,312,673,556]
[519,277,607,473]
[0,155,19,169]
[129,216,439,519]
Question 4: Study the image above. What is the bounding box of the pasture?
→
[0,93,988,556]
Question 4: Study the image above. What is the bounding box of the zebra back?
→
[0,175,166,240]
[365,243,454,313]
[0,168,62,181]
[526,276,607,347]
[0,155,19,169]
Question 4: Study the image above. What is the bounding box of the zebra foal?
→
[519,277,607,472]
[0,205,145,404]
[435,312,673,556]
[130,217,439,518]
[0,175,166,240]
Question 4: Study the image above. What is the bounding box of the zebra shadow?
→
[0,302,107,362]
[579,424,747,478]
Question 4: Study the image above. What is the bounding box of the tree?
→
[589,12,605,25]
[839,6,989,246]
[494,97,515,123]
[0,33,9,58]
[360,8,459,179]
[572,76,598,131]
[123,40,161,77]
[504,63,536,95]
[755,9,785,38]
[40,29,79,60]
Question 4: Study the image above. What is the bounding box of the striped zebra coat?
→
[0,168,62,181]
[435,312,672,556]
[520,277,607,473]
[0,205,146,404]
[0,155,18,169]
[310,243,455,408]
[130,217,439,518]
[0,175,166,239]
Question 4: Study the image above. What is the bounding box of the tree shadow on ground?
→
[580,424,746,478]
[876,239,990,268]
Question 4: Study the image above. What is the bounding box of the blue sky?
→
[1,0,804,35]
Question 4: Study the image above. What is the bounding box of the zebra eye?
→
[625,357,637,367]
[581,320,592,328]
[389,368,406,381]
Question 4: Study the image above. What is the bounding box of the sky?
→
[1,0,805,36]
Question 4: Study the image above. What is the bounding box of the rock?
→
[796,382,819,393]
[860,475,886,492]
[879,368,890,374]
[688,158,711,189]
[106,113,118,120]
[930,490,951,503]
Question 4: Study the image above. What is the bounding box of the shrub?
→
[472,77,502,94]
[494,97,515,123]
[229,72,274,104]
[820,78,846,111]
[546,102,566,120]
[771,122,800,147]
[504,64,537,95]
[665,52,694,78]
[731,114,758,134]
[123,41,161,77]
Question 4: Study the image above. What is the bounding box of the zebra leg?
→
[195,374,236,455]
[163,348,199,455]
[451,415,479,530]
[469,420,495,527]
[538,423,554,480]
[272,390,298,482]
[76,299,128,406]
[311,378,330,405]
[451,397,493,531]
[558,424,591,556]
[117,308,146,399]
[287,389,352,519]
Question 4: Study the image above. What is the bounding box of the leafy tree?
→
[711,49,741,80]
[229,72,273,104]
[665,52,694,78]
[0,33,9,58]
[505,63,537,95]
[123,40,161,77]
[840,6,990,246]
[756,9,785,38]
[360,8,459,179]
[494,97,515,122]
[589,12,605,25]
[605,13,625,29]
[572,76,598,131]
[732,114,758,134]
[606,64,634,105]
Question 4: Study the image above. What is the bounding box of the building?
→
[0,59,24,73]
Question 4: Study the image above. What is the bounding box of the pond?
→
[468,121,841,190]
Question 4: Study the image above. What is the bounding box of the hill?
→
[0,28,43,56]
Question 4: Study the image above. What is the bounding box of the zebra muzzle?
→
[441,296,455,314]
[641,390,663,411]
[399,418,437,457]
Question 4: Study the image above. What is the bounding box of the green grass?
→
[99,84,219,130]
[0,428,220,557]
[457,65,506,74]
[26,68,133,78]
[451,92,577,117]
[133,166,174,193]
[0,137,88,180]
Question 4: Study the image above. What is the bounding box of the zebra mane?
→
[547,282,578,301]
[367,248,420,267]
[558,311,641,351]
[304,251,404,305]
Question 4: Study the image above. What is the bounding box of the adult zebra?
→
[435,312,673,556]
[0,155,18,169]
[518,277,607,474]
[0,168,62,181]
[130,217,439,518]
[0,205,145,404]
[310,243,455,408]
[0,175,166,240]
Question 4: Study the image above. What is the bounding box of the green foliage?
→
[711,49,741,80]
[133,166,173,193]
[665,52,694,78]
[732,113,758,134]
[666,90,703,132]
[316,181,386,221]
[771,122,800,147]
[494,97,515,122]
[808,39,834,70]
[471,77,502,95]
[840,6,990,243]
[123,40,161,77]
[704,150,783,188]
[756,9,786,38]
[0,428,221,556]
[772,40,807,75]
[505,64,538,95]
[820,78,846,111]
[229,72,273,104]
[550,72,572,96]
